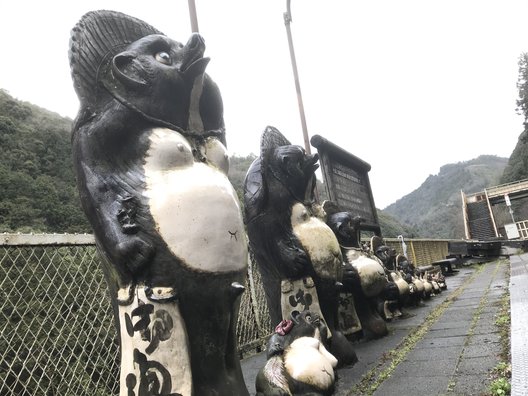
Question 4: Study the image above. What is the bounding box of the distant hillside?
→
[376,209,419,238]
[228,154,257,203]
[0,89,500,240]
[501,130,528,183]
[0,89,90,233]
[502,52,528,183]
[0,90,263,233]
[383,155,508,239]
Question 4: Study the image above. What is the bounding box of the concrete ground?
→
[242,255,515,395]
[510,253,528,396]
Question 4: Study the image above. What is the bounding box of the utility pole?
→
[284,0,311,154]
[188,0,200,33]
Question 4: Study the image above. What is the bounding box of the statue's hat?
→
[69,10,163,111]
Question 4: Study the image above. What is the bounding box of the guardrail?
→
[382,238,450,267]
[486,178,528,199]
[0,234,452,395]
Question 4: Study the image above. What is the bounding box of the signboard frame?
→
[310,134,381,236]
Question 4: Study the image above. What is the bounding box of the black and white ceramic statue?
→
[244,126,357,369]
[69,10,248,395]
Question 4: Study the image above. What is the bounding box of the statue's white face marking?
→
[284,336,337,389]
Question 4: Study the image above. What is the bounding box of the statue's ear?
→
[111,51,149,90]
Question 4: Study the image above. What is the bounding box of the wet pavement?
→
[510,253,528,396]
[242,255,516,395]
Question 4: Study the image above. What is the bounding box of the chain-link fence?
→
[0,236,119,395]
[0,234,449,395]
[0,234,271,396]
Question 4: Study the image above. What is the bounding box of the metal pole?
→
[188,0,200,33]
[284,0,311,154]
[505,193,516,224]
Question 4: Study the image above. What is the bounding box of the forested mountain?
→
[0,90,261,233]
[0,90,412,236]
[501,130,528,183]
[227,154,257,202]
[0,90,509,240]
[377,210,419,238]
[0,89,90,233]
[501,53,528,184]
[382,53,528,239]
[383,155,508,238]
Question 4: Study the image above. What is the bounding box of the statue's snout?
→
[181,33,208,77]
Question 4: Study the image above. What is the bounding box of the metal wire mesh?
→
[0,243,119,396]
[0,235,449,394]
[0,236,272,395]
[237,251,273,357]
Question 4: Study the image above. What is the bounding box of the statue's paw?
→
[117,237,155,273]
[120,222,139,234]
[277,239,310,278]
[289,249,311,277]
[342,264,359,291]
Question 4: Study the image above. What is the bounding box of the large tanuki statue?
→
[244,127,357,367]
[69,10,248,395]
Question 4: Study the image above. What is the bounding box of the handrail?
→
[484,188,499,238]
[483,179,528,198]
[0,233,95,245]
[465,178,528,200]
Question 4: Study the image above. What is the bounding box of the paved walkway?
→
[510,253,528,395]
[242,256,514,395]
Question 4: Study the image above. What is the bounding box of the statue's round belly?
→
[291,203,342,280]
[144,157,247,274]
[346,249,387,297]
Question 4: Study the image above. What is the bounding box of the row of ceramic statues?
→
[246,126,447,395]
[69,10,445,396]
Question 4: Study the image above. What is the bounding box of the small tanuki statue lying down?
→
[69,10,249,396]
[256,310,338,396]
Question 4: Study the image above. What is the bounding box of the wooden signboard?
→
[311,134,381,236]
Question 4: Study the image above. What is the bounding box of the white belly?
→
[291,203,342,280]
[144,128,247,273]
[346,249,387,297]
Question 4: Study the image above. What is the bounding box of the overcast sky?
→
[1,1,527,208]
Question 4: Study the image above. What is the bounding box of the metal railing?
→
[0,236,119,395]
[0,234,271,396]
[383,238,450,266]
[516,220,528,239]
[0,234,449,395]
[485,178,528,199]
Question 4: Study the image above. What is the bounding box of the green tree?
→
[0,90,91,233]
[228,153,257,204]
[501,53,528,183]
